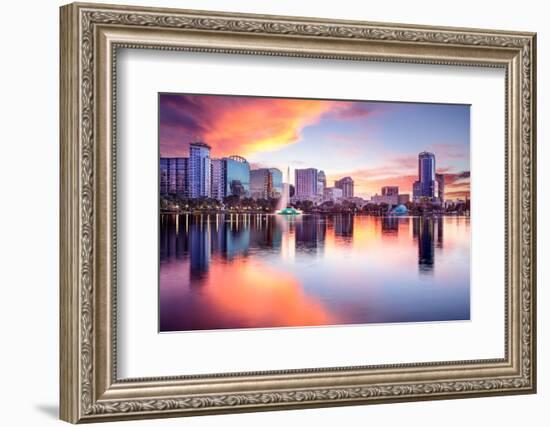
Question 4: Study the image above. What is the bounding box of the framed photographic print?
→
[60,2,537,423]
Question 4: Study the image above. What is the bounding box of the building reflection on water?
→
[160,214,446,279]
[295,216,326,252]
[382,217,399,235]
[411,217,444,273]
[334,215,354,243]
[160,213,470,331]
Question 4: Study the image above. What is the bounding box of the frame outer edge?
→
[60,3,81,424]
[59,2,537,422]
[528,33,536,393]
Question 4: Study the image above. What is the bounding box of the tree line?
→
[161,193,470,215]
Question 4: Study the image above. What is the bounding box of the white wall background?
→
[0,0,545,426]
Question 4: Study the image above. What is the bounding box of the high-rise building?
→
[413,180,421,201]
[250,169,273,199]
[418,151,436,199]
[269,168,283,198]
[372,185,399,205]
[188,141,211,198]
[210,158,225,201]
[382,186,398,197]
[335,177,354,198]
[223,155,250,198]
[372,185,409,206]
[295,168,318,199]
[317,170,326,196]
[160,157,188,196]
[323,187,343,202]
[436,173,445,202]
[161,146,253,201]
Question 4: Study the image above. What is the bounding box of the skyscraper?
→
[382,186,398,197]
[323,187,343,202]
[250,169,272,199]
[295,168,318,199]
[372,185,399,205]
[224,155,250,198]
[335,177,354,198]
[269,168,283,198]
[188,141,211,198]
[436,173,445,202]
[161,146,253,201]
[412,180,421,201]
[317,170,326,196]
[210,158,225,201]
[160,157,188,196]
[419,151,436,198]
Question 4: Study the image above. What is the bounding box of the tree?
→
[223,195,240,208]
[341,200,357,212]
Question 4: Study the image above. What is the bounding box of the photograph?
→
[159,93,471,332]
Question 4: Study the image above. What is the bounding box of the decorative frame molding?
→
[60,2,536,423]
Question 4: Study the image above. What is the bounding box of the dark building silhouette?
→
[249,216,282,251]
[413,151,436,201]
[189,219,211,280]
[296,216,326,251]
[382,216,399,235]
[436,216,444,248]
[436,173,445,203]
[334,215,354,239]
[416,217,435,273]
[159,214,189,260]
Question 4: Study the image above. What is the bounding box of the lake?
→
[159,214,470,332]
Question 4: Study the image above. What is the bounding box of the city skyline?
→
[160,141,461,210]
[160,93,470,199]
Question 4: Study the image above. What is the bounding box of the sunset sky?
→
[159,93,470,199]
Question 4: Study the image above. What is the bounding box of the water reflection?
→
[334,215,353,246]
[160,214,470,331]
[382,217,398,235]
[296,217,326,252]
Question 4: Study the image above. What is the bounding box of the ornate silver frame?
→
[60,2,537,423]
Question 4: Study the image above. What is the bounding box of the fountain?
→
[390,204,408,215]
[276,167,302,215]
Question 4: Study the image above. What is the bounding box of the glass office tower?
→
[188,141,211,198]
[224,155,250,198]
[418,151,436,198]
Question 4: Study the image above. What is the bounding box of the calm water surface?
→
[159,214,470,332]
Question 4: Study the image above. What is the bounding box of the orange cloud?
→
[204,99,335,157]
[160,94,340,158]
[444,173,470,200]
[159,94,381,158]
